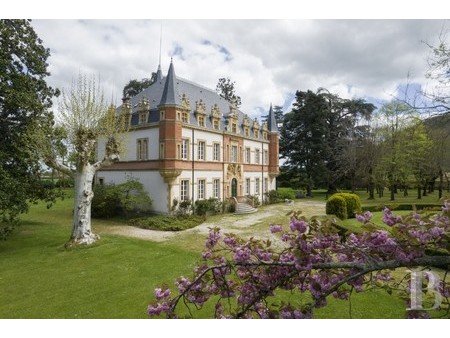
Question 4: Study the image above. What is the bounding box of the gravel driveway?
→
[100,200,326,243]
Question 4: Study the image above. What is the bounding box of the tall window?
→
[231,145,238,163]
[213,120,220,130]
[246,178,250,195]
[180,180,189,201]
[198,141,205,160]
[181,139,189,160]
[255,149,260,164]
[254,130,259,138]
[198,179,205,199]
[213,179,220,199]
[139,113,147,124]
[264,150,269,164]
[213,143,220,161]
[137,138,148,160]
[244,127,250,137]
[245,148,251,163]
[232,123,237,133]
[198,115,205,127]
[255,178,260,195]
[182,112,189,123]
[264,178,268,193]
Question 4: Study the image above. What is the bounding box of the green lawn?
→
[0,190,447,318]
[0,195,199,318]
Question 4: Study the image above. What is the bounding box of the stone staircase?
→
[235,202,258,214]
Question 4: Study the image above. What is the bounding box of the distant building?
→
[96,61,279,213]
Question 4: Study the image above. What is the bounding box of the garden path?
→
[100,200,326,243]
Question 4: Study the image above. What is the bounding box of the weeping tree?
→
[43,74,127,246]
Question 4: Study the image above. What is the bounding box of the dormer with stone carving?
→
[138,97,150,125]
[227,99,239,134]
[180,93,191,124]
[210,104,221,130]
[262,120,268,140]
[121,97,133,128]
[195,99,207,127]
[253,118,260,138]
[243,114,251,137]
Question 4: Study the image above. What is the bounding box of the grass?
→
[1,189,447,318]
[0,194,200,319]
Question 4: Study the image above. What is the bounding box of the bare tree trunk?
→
[417,185,422,199]
[67,164,98,247]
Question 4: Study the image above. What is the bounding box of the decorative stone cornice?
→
[159,169,182,184]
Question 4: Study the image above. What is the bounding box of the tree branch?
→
[92,153,120,171]
[45,158,75,178]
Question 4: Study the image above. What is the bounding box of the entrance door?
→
[231,178,238,198]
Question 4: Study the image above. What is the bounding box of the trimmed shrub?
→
[326,195,347,220]
[336,193,362,219]
[277,187,296,201]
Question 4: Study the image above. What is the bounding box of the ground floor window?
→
[255,178,260,195]
[198,179,205,199]
[213,179,220,199]
[245,178,250,195]
[180,179,189,201]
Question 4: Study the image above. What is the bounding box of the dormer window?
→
[195,99,207,127]
[138,97,150,125]
[211,104,221,130]
[182,112,189,123]
[198,115,205,127]
[253,118,260,138]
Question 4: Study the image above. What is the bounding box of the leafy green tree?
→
[122,76,155,98]
[216,77,241,108]
[280,89,375,195]
[0,19,59,239]
[376,100,417,201]
[280,90,329,196]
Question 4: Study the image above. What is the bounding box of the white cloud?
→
[31,19,448,117]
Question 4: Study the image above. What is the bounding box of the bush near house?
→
[277,187,296,201]
[194,198,223,216]
[91,179,152,219]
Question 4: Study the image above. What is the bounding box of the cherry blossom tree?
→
[148,203,450,319]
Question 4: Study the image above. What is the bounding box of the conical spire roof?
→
[159,60,180,106]
[267,103,278,132]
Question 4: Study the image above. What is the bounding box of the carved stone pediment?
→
[226,163,242,180]
[253,118,260,130]
[181,94,191,111]
[211,104,221,119]
[195,99,207,116]
[139,97,150,112]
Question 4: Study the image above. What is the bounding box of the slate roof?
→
[267,103,279,133]
[119,62,275,138]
